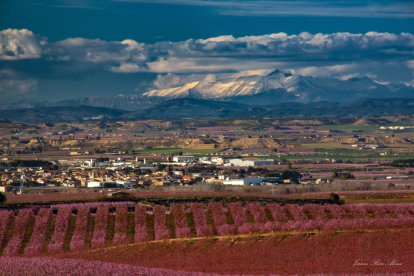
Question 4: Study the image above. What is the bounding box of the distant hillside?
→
[0,106,128,123]
[2,98,414,123]
[53,95,165,111]
[123,98,414,120]
[121,98,257,120]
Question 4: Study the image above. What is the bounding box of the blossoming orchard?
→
[1,202,414,257]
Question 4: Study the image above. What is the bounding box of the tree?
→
[388,183,395,189]
[157,164,166,171]
[329,193,340,201]
[0,192,6,205]
[47,164,59,171]
[331,172,355,180]
[264,172,280,178]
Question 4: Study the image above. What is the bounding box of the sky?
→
[0,0,414,103]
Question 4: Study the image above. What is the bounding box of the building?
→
[114,181,135,187]
[86,181,105,188]
[224,159,274,167]
[386,176,409,179]
[223,178,263,185]
[262,177,282,184]
[139,164,158,169]
[86,181,134,188]
[172,156,198,163]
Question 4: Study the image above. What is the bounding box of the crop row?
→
[0,256,204,276]
[134,205,148,243]
[91,206,109,248]
[153,205,169,240]
[25,209,52,254]
[69,206,89,251]
[189,203,213,237]
[47,207,72,253]
[0,210,14,250]
[171,204,191,238]
[208,202,236,235]
[113,206,128,245]
[3,209,33,255]
[2,203,414,255]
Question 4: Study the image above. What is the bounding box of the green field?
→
[230,131,266,136]
[134,148,224,155]
[260,154,414,161]
[314,148,372,156]
[315,124,414,131]
[91,127,119,132]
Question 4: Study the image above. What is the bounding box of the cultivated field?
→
[1,202,414,275]
[2,202,414,254]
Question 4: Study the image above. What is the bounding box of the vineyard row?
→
[1,203,414,255]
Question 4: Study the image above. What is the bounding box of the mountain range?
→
[1,69,414,112]
[2,98,414,123]
[143,69,414,105]
[1,69,414,123]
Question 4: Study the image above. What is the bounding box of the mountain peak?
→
[267,69,293,79]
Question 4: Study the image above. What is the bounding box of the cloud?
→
[405,80,414,87]
[0,79,38,96]
[109,62,145,73]
[151,73,204,89]
[3,29,414,73]
[1,29,414,93]
[336,73,361,81]
[365,73,378,79]
[0,29,45,60]
[111,0,414,18]
[229,69,272,78]
[291,63,385,81]
[54,38,137,63]
[408,60,414,69]
[294,64,360,78]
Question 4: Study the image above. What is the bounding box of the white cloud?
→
[0,79,38,95]
[109,62,143,73]
[0,29,45,60]
[3,29,414,73]
[229,69,272,78]
[295,64,359,78]
[2,29,414,90]
[365,73,378,79]
[404,80,414,87]
[337,73,361,81]
[151,73,204,89]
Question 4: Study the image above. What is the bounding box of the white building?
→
[386,176,409,179]
[86,181,135,188]
[87,181,105,188]
[224,159,274,167]
[82,159,111,168]
[200,157,224,165]
[223,178,263,185]
[114,181,134,187]
[172,156,198,163]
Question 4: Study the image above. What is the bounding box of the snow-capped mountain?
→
[143,69,414,105]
